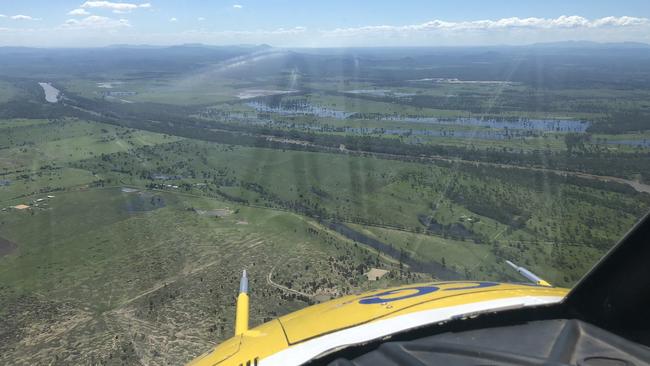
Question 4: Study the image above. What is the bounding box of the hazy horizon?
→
[1,40,650,50]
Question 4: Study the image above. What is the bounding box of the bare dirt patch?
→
[365,268,389,281]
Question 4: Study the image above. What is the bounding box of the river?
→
[38,82,60,103]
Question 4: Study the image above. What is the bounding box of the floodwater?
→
[237,89,296,99]
[338,126,540,140]
[382,116,590,132]
[408,78,514,85]
[345,89,416,98]
[606,139,650,148]
[38,82,60,103]
[246,101,589,132]
[97,81,124,89]
[251,120,552,141]
[346,89,392,96]
[246,101,353,119]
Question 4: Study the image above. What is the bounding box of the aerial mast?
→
[235,270,249,335]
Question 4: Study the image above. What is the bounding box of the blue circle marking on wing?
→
[357,282,501,305]
[358,286,439,304]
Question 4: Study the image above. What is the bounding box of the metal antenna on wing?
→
[506,260,551,287]
[235,270,250,335]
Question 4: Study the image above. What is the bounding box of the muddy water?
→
[38,82,60,103]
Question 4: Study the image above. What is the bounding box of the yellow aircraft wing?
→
[188,281,567,366]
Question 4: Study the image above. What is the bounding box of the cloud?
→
[592,16,649,27]
[81,1,151,13]
[197,17,205,21]
[10,15,40,21]
[5,13,650,48]
[0,14,6,18]
[233,4,243,9]
[324,15,650,38]
[68,8,91,16]
[61,15,131,30]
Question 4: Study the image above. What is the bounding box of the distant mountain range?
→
[2,41,648,51]
[527,41,650,49]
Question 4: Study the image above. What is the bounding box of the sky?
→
[1,0,650,47]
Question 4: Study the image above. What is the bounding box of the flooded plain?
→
[246,101,590,133]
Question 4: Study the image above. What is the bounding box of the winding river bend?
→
[326,221,462,280]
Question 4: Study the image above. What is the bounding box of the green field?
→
[0,186,416,364]
[0,80,20,103]
[70,137,648,264]
[0,121,426,365]
[61,76,242,105]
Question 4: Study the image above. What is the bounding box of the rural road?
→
[260,133,650,194]
[267,266,313,298]
[445,157,650,194]
[352,148,650,194]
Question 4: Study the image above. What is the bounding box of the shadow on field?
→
[0,237,17,257]
[123,192,166,213]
